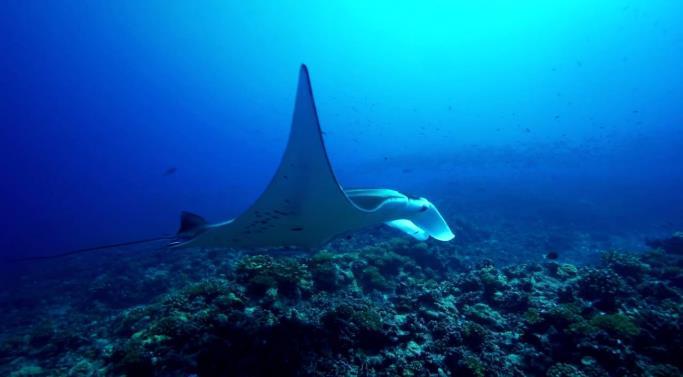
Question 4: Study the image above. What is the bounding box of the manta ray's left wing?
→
[178,65,366,249]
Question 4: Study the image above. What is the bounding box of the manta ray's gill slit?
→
[290,227,304,232]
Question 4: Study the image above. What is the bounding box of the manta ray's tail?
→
[6,211,207,262]
[5,236,173,262]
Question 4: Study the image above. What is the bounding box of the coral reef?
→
[646,232,683,255]
[0,231,681,376]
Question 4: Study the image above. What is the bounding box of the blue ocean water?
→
[1,1,682,257]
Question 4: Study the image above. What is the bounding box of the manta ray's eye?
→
[419,205,428,212]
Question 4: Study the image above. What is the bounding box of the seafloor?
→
[0,221,681,377]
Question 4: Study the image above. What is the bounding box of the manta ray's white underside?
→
[172,65,454,250]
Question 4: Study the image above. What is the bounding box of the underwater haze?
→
[2,1,681,257]
[1,1,683,376]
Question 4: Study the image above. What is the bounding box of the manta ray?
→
[13,65,453,261]
[170,65,454,250]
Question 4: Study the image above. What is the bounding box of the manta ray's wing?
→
[179,65,365,249]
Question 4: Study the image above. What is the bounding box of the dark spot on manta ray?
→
[163,167,177,176]
[420,205,428,212]
[290,227,304,231]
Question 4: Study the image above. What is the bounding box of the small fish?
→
[545,251,559,260]
[163,167,177,176]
